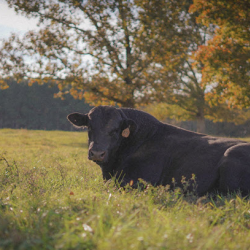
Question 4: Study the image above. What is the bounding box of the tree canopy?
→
[1,0,165,107]
[190,0,250,108]
[137,0,213,132]
[136,0,250,132]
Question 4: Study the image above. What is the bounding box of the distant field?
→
[1,129,250,250]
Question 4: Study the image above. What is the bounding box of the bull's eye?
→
[88,126,93,134]
[109,129,119,136]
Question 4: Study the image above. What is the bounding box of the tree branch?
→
[90,87,126,106]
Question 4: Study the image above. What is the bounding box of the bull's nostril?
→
[100,152,106,158]
[89,150,106,161]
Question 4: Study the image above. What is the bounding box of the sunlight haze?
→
[0,0,38,39]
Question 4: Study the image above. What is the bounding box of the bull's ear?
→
[122,119,137,137]
[67,113,88,127]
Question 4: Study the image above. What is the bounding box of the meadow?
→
[1,129,250,250]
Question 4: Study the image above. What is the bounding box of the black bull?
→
[68,106,250,196]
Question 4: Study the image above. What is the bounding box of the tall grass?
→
[0,129,250,250]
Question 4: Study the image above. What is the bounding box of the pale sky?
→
[0,0,38,39]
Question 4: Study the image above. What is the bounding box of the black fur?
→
[68,106,250,196]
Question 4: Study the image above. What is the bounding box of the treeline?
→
[0,80,249,137]
[0,80,91,131]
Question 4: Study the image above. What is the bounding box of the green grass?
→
[1,129,250,250]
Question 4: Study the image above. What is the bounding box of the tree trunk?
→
[123,88,135,108]
[196,116,206,134]
[123,98,135,108]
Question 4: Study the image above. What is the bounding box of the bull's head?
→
[67,106,137,164]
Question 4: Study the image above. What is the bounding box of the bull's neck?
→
[121,108,160,141]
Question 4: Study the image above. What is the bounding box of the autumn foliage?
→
[190,0,250,108]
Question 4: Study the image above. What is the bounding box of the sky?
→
[0,0,38,39]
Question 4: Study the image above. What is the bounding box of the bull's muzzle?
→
[89,149,106,162]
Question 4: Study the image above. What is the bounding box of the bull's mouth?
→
[89,158,108,164]
[93,159,103,164]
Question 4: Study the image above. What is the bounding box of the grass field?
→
[1,129,250,250]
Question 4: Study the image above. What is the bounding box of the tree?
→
[136,0,215,132]
[190,0,250,109]
[137,0,250,132]
[0,0,170,108]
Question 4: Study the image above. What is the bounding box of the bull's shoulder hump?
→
[120,108,162,124]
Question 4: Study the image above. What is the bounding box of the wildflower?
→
[83,224,93,233]
[186,233,193,243]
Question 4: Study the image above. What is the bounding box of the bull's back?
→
[120,108,246,195]
[155,126,244,194]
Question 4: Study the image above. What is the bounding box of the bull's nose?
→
[89,150,106,162]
